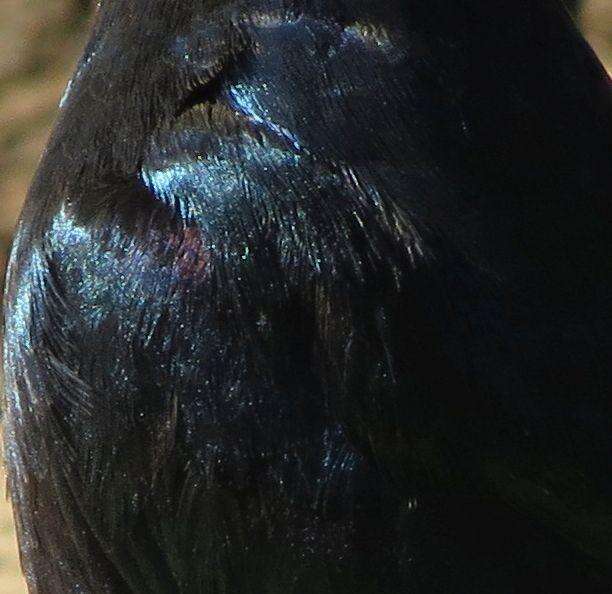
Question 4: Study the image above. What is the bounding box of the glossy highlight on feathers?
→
[3,1,612,592]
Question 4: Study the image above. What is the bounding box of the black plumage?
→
[3,1,612,592]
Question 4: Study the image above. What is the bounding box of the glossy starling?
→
[3,1,612,592]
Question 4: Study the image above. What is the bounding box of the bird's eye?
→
[177,76,224,118]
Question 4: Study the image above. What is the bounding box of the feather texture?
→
[3,1,612,592]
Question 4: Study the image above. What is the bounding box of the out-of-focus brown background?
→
[0,1,610,591]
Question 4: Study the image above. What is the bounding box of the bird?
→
[3,1,612,592]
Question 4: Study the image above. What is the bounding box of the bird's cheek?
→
[169,226,211,281]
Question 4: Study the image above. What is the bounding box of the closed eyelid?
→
[177,76,225,118]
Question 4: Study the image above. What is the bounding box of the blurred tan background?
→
[0,1,610,592]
